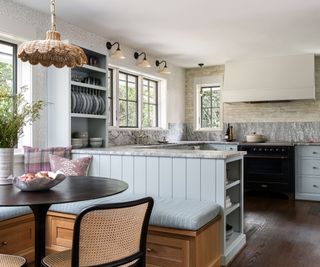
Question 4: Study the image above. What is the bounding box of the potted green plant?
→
[0,85,43,184]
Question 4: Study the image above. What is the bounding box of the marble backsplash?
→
[108,123,186,146]
[108,121,320,146]
[185,122,320,143]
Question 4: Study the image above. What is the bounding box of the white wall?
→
[0,0,185,146]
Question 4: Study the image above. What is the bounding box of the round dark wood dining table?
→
[0,176,128,267]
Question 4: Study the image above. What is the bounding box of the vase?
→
[0,148,14,185]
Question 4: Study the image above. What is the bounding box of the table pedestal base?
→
[30,204,51,267]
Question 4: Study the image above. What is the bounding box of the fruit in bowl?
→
[13,171,66,191]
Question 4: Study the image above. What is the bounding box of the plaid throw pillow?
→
[23,146,72,173]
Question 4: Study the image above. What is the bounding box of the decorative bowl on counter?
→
[12,171,66,191]
[245,133,264,143]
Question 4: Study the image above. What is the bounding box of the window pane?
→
[0,42,14,93]
[119,100,127,126]
[128,84,137,101]
[212,108,220,128]
[128,75,137,83]
[201,89,211,108]
[119,73,126,81]
[201,108,212,128]
[149,84,157,104]
[119,80,127,99]
[142,78,158,128]
[142,104,149,128]
[128,102,137,127]
[149,104,157,127]
[211,89,220,108]
[143,86,148,103]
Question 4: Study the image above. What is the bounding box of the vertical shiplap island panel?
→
[122,156,134,194]
[172,158,187,199]
[146,157,159,196]
[99,155,111,178]
[110,155,122,180]
[134,156,147,195]
[200,159,216,202]
[159,157,173,198]
[186,158,201,200]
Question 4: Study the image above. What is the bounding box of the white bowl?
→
[90,137,103,141]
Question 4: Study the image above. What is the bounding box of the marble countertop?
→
[294,142,320,146]
[72,146,246,159]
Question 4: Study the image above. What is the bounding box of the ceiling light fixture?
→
[134,51,151,68]
[17,0,87,68]
[106,41,126,60]
[155,60,171,74]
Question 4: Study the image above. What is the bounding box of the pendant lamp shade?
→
[17,0,87,68]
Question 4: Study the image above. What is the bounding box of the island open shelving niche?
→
[47,46,108,148]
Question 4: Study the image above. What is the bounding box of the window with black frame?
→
[200,86,221,129]
[0,40,17,95]
[142,78,158,128]
[107,68,113,126]
[118,71,138,128]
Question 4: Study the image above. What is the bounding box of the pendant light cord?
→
[51,0,57,31]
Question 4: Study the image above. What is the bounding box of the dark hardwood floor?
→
[229,192,320,267]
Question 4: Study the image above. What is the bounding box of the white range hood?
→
[222,54,315,102]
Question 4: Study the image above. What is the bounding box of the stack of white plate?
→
[90,137,103,148]
[71,138,83,149]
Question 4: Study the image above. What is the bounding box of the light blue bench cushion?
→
[49,192,221,231]
[0,206,32,221]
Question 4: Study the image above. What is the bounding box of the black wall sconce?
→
[134,51,151,68]
[106,41,126,59]
[155,60,171,74]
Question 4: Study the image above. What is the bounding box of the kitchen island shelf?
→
[226,203,240,216]
[226,180,240,190]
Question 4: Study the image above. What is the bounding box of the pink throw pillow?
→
[24,146,72,173]
[49,154,92,176]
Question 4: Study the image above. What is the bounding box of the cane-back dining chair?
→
[0,254,26,267]
[42,197,154,267]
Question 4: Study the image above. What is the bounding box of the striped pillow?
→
[23,146,72,173]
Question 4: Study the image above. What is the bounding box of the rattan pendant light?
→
[17,0,87,68]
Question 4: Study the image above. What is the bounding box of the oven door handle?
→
[244,155,289,159]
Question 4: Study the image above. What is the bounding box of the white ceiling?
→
[11,0,320,68]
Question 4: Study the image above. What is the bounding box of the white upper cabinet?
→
[222,54,315,102]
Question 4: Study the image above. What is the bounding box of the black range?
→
[238,143,295,197]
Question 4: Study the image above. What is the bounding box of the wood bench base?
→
[0,214,34,264]
[46,211,221,267]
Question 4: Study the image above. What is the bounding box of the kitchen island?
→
[72,146,246,265]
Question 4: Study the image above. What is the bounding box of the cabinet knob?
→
[147,248,152,253]
[313,152,317,154]
[313,185,319,188]
[261,184,268,188]
[0,241,7,247]
[313,166,318,169]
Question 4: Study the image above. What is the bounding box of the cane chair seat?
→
[42,197,154,267]
[0,254,26,267]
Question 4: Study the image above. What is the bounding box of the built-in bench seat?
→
[0,194,222,267]
[49,193,221,231]
[47,192,221,267]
